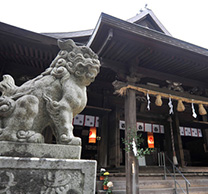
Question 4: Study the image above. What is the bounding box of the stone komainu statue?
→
[0,39,100,145]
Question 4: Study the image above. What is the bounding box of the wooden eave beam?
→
[1,61,43,76]
[86,105,112,112]
[95,30,208,79]
[0,22,57,45]
[111,28,208,66]
[101,58,208,88]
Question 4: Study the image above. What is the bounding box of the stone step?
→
[181,167,208,173]
[97,167,208,193]
[97,179,208,190]
[97,187,208,194]
[97,190,126,194]
[97,188,174,194]
[177,187,208,194]
[106,171,208,178]
[139,188,174,194]
[97,180,173,190]
[140,178,208,189]
[100,171,208,181]
[104,166,208,175]
[140,187,208,194]
[97,179,208,194]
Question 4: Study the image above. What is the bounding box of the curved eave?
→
[88,13,208,57]
[87,13,208,84]
[0,22,57,45]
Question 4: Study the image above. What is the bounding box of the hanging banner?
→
[191,128,198,137]
[160,125,165,133]
[147,132,154,148]
[119,120,126,130]
[145,123,152,132]
[73,114,84,126]
[153,124,160,133]
[89,127,97,143]
[198,129,203,137]
[119,120,202,138]
[85,115,95,127]
[73,114,99,127]
[137,122,144,132]
[184,127,191,136]
[95,116,99,127]
[179,127,185,136]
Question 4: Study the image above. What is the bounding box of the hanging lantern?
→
[155,95,163,106]
[199,104,207,115]
[89,127,97,143]
[177,100,185,112]
[147,132,154,148]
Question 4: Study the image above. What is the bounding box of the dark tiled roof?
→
[89,13,208,57]
[87,13,208,85]
[42,29,93,39]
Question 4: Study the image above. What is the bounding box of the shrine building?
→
[1,8,208,170]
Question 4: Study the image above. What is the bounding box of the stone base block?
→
[0,141,81,159]
[0,156,97,194]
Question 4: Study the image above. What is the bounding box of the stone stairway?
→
[96,167,208,194]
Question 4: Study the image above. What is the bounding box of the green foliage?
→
[122,129,154,160]
[103,176,109,186]
[106,188,113,194]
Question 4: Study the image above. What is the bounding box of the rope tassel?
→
[155,95,163,106]
[199,104,207,115]
[177,100,185,112]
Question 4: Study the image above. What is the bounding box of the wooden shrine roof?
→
[0,22,59,81]
[0,22,114,87]
[88,13,208,85]
[1,10,208,88]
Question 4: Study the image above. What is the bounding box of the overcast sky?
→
[1,0,208,49]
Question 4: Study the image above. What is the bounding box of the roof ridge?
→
[127,8,171,36]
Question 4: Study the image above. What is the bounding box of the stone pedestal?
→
[0,142,97,194]
[0,156,97,194]
[0,141,81,159]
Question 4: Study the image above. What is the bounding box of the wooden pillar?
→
[164,122,172,158]
[99,114,108,167]
[125,89,139,194]
[202,115,208,151]
[174,114,185,167]
[108,107,120,167]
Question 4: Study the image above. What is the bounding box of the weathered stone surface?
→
[0,156,97,194]
[0,39,99,193]
[0,141,81,159]
[0,39,100,146]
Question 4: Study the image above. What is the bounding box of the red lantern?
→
[148,132,154,148]
[89,127,97,143]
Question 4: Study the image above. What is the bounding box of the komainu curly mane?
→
[0,39,100,145]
